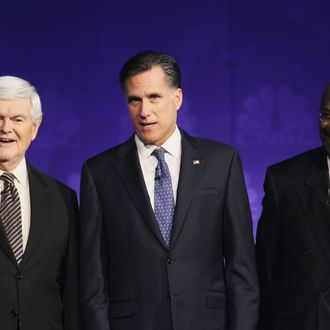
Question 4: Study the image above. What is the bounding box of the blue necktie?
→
[153,148,175,247]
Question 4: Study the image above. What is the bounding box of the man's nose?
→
[140,101,152,117]
[0,119,13,133]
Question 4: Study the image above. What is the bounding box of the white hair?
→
[0,76,42,122]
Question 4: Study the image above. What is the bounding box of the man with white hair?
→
[0,76,79,330]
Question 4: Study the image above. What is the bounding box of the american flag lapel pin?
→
[193,160,200,165]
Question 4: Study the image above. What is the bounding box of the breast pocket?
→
[109,299,136,319]
[206,291,226,310]
[205,292,227,330]
[110,300,137,330]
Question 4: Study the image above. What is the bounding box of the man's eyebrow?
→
[147,92,161,98]
[12,114,27,118]
[127,95,141,102]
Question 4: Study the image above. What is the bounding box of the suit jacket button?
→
[16,273,23,280]
[10,310,18,317]
[304,249,311,256]
[167,258,175,264]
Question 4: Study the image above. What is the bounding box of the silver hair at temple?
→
[0,76,42,122]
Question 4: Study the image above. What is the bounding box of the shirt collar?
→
[0,158,28,187]
[135,126,181,159]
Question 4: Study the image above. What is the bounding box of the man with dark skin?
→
[256,83,330,330]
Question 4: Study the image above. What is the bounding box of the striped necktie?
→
[0,172,23,264]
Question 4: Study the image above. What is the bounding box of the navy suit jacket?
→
[0,164,79,330]
[256,146,330,330]
[80,130,259,330]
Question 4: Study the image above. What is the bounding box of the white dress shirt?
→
[135,126,182,210]
[0,158,30,252]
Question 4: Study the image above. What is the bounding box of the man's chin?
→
[0,156,20,171]
[322,141,330,155]
[137,132,157,146]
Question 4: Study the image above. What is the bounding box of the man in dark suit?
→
[0,76,79,330]
[80,50,259,330]
[256,83,330,330]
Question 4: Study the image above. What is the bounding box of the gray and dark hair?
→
[321,82,330,108]
[0,76,42,122]
[119,50,181,92]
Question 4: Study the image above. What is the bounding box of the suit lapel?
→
[0,217,16,264]
[295,150,330,262]
[115,137,167,248]
[0,165,50,266]
[170,132,202,249]
[20,166,50,267]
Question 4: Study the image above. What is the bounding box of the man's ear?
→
[175,88,183,111]
[31,116,42,141]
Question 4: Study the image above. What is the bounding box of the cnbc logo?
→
[235,85,317,147]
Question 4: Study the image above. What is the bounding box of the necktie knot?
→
[152,148,166,162]
[1,172,15,186]
[153,148,167,179]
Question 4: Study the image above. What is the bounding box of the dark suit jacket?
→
[0,164,79,330]
[80,130,259,330]
[256,146,330,330]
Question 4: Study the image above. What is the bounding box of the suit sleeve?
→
[62,189,80,330]
[255,168,281,330]
[223,149,259,330]
[80,161,110,330]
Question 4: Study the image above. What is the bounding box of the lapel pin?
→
[193,160,200,165]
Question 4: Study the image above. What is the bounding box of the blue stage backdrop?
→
[2,0,330,234]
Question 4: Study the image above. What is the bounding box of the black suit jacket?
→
[80,130,259,330]
[256,146,330,330]
[0,164,79,330]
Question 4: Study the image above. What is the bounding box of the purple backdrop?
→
[2,0,330,234]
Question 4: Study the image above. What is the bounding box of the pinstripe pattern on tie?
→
[0,172,23,264]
